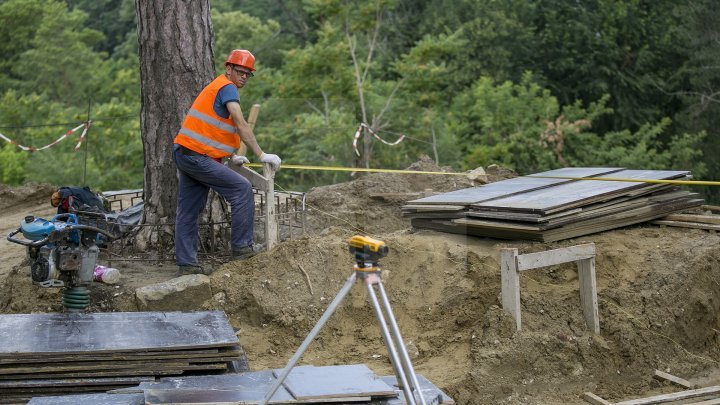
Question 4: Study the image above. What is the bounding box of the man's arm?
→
[226,101,263,157]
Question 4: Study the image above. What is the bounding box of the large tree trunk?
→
[135,0,215,250]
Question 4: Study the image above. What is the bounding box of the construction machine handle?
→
[66,224,118,240]
[50,213,119,240]
[7,228,51,247]
[7,224,118,247]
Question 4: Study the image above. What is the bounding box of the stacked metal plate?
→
[404,168,703,242]
[0,311,245,403]
[27,364,455,404]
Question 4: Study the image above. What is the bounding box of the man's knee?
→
[227,181,253,204]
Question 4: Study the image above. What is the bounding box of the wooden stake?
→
[500,248,521,331]
[653,369,695,389]
[582,392,612,405]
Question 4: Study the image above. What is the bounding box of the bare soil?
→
[1,159,719,404]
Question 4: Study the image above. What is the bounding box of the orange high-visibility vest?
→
[174,75,240,159]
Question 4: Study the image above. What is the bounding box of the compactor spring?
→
[62,286,90,311]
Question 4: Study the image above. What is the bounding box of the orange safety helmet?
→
[225,49,256,72]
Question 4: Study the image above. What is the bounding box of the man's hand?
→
[259,153,281,171]
[230,155,250,166]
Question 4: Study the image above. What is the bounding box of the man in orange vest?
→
[173,49,281,276]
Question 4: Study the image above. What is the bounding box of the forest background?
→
[0,0,718,202]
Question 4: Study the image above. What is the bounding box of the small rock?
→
[405,341,420,360]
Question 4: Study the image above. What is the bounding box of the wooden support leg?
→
[263,163,278,251]
[500,248,521,331]
[577,257,600,334]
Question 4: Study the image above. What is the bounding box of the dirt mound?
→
[303,156,515,234]
[198,226,720,404]
[1,165,720,404]
[0,183,55,211]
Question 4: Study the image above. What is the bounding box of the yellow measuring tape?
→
[525,175,720,187]
[243,163,720,186]
[244,163,469,176]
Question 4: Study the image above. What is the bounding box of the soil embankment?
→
[1,161,719,404]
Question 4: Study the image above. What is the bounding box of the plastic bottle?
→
[93,264,121,284]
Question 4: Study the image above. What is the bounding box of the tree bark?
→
[135,0,215,247]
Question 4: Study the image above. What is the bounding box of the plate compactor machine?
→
[7,213,116,312]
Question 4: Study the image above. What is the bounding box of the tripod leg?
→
[259,272,357,405]
[377,281,427,405]
[366,281,417,405]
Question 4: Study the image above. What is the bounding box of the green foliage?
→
[0,0,715,201]
[9,1,106,103]
[0,0,141,191]
[275,23,355,99]
[64,0,136,54]
[392,31,466,107]
[211,10,287,70]
[450,73,706,178]
[670,0,720,201]
[266,108,357,190]
[450,73,559,172]
[567,119,706,176]
[0,144,27,184]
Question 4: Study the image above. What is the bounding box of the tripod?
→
[260,236,427,405]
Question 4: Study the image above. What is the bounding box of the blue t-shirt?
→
[213,84,240,119]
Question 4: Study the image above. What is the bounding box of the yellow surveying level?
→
[348,235,388,269]
[348,235,387,253]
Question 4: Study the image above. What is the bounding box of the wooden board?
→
[465,207,583,223]
[471,170,689,214]
[24,372,454,405]
[128,370,296,401]
[275,364,396,400]
[536,190,695,229]
[145,389,370,404]
[651,220,720,231]
[0,311,239,357]
[661,213,720,225]
[0,347,241,364]
[27,393,145,405]
[653,369,695,389]
[582,392,612,405]
[0,376,153,389]
[537,198,703,242]
[445,197,703,242]
[378,374,456,405]
[0,368,189,380]
[408,167,623,205]
[0,311,243,401]
[402,204,466,212]
[614,385,720,405]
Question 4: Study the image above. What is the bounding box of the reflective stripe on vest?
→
[187,109,237,133]
[174,75,240,159]
[178,127,237,154]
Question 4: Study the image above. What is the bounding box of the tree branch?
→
[375,78,405,124]
[362,6,382,84]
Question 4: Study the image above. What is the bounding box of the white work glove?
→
[230,155,250,166]
[259,153,282,171]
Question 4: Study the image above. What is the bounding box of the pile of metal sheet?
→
[0,311,245,403]
[26,364,454,404]
[404,167,703,242]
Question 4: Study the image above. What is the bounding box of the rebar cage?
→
[80,188,307,265]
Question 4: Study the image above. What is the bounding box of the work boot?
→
[231,244,261,260]
[177,264,212,276]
